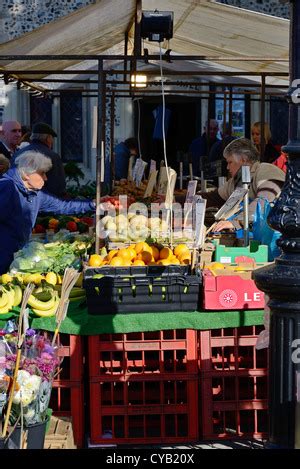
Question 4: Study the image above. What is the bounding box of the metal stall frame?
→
[0,54,289,252]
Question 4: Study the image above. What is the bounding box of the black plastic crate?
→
[83,265,202,314]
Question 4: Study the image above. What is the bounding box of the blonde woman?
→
[251,121,280,163]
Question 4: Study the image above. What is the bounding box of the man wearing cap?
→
[14,122,66,197]
[0,120,22,160]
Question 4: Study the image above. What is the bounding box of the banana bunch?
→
[27,289,60,317]
[54,285,86,303]
[0,284,22,315]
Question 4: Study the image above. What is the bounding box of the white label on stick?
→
[150,160,156,173]
[165,169,177,208]
[157,167,168,195]
[144,170,158,198]
[185,180,197,204]
[133,158,147,187]
[194,196,206,247]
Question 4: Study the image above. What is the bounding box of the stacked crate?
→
[88,330,199,445]
[47,333,85,448]
[198,326,269,440]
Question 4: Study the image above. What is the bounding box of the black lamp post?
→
[253,1,300,448]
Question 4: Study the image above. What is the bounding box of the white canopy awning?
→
[0,0,289,88]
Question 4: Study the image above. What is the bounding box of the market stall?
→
[0,1,289,448]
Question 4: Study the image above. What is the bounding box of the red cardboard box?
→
[203,269,265,310]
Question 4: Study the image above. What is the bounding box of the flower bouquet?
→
[1,270,80,447]
[0,322,61,430]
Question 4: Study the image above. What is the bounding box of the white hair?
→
[223,138,259,163]
[15,151,52,177]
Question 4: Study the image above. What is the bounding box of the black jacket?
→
[0,141,13,160]
[14,140,66,197]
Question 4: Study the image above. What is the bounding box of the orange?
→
[159,247,172,260]
[88,254,103,267]
[121,259,132,267]
[140,251,152,264]
[150,245,160,261]
[157,259,171,266]
[135,242,151,254]
[132,260,145,266]
[117,248,131,261]
[179,253,191,265]
[170,257,180,265]
[107,249,118,261]
[174,244,189,258]
[109,257,124,266]
[126,247,136,260]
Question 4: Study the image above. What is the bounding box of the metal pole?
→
[228,86,233,137]
[253,0,300,449]
[110,91,115,191]
[242,166,251,247]
[260,74,266,161]
[95,59,104,254]
[222,86,227,137]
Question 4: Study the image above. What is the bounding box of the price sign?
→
[165,169,177,208]
[157,167,168,195]
[143,170,158,198]
[185,180,197,204]
[150,160,157,173]
[133,158,148,187]
[194,196,207,247]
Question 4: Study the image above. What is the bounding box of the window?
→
[60,92,83,162]
[215,90,245,137]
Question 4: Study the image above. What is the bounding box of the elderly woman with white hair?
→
[0,150,95,274]
[201,138,286,232]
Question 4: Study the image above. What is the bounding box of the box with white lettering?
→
[202,263,267,310]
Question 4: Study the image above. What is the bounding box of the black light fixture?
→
[141,10,173,42]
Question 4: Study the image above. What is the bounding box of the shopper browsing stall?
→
[201,138,286,232]
[251,121,280,163]
[0,150,95,274]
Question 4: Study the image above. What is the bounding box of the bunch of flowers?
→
[0,322,61,426]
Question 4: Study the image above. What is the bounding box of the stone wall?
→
[217,0,289,18]
[0,0,95,44]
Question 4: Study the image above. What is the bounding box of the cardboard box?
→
[214,240,268,264]
[202,266,266,310]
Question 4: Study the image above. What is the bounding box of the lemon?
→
[88,254,103,267]
[45,272,57,286]
[210,262,225,270]
[27,273,44,285]
[1,274,13,284]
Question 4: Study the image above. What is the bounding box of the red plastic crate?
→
[88,330,198,378]
[89,376,199,444]
[198,326,269,440]
[42,333,85,448]
[50,380,85,448]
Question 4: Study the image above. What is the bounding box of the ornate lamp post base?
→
[254,259,300,448]
[253,0,300,448]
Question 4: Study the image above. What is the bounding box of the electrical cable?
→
[159,42,173,247]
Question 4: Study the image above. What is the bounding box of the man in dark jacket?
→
[188,119,220,177]
[0,150,95,274]
[14,122,66,197]
[114,138,138,180]
[0,120,22,159]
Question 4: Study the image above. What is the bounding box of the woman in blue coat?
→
[0,150,96,274]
